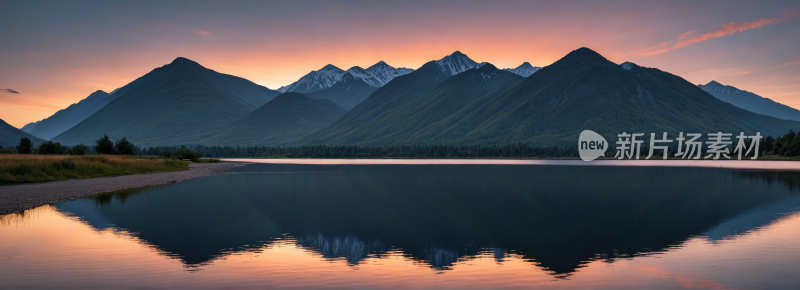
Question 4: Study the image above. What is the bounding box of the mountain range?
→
[699,80,800,122]
[277,61,413,93]
[6,48,799,149]
[303,48,800,146]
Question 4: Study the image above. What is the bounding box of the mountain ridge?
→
[278,61,413,93]
[26,90,110,140]
[0,117,46,148]
[52,57,279,146]
[699,80,800,122]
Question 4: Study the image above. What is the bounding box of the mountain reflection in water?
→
[40,164,800,277]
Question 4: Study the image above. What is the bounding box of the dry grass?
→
[0,154,189,186]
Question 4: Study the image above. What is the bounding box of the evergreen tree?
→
[16,137,33,154]
[96,134,115,154]
[114,137,136,155]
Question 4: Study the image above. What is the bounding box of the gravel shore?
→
[0,162,245,215]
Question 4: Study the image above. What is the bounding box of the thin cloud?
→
[633,8,799,57]
[3,89,19,94]
[731,70,753,76]
[685,68,754,78]
[772,60,800,69]
[678,30,695,39]
[192,26,213,36]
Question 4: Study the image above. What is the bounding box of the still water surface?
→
[2,161,800,289]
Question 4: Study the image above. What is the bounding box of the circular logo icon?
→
[579,130,608,161]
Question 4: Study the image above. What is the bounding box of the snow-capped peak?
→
[698,80,744,95]
[363,61,413,87]
[280,61,415,93]
[620,62,635,71]
[346,66,381,87]
[279,64,346,93]
[437,51,482,76]
[502,62,541,77]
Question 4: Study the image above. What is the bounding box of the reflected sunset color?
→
[2,164,800,289]
[2,202,800,289]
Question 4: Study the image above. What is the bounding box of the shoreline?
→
[221,158,800,171]
[0,162,244,215]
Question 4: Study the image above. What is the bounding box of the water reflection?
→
[297,233,385,265]
[30,164,800,277]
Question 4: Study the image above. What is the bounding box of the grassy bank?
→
[0,154,189,186]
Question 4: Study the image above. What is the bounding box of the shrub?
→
[39,141,64,155]
[16,137,33,154]
[96,134,115,154]
[174,146,201,162]
[70,144,89,155]
[114,137,136,155]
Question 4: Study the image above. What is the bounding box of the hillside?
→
[0,118,46,148]
[52,57,280,146]
[700,81,800,122]
[198,92,346,146]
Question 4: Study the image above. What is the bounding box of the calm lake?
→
[2,160,800,289]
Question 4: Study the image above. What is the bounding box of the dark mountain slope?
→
[52,58,270,146]
[198,92,346,146]
[28,90,110,140]
[0,118,46,148]
[305,73,378,110]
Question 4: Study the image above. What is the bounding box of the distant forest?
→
[4,130,795,159]
[137,144,580,158]
[134,129,800,159]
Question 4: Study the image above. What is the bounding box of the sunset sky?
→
[1,0,799,128]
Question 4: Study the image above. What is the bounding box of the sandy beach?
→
[0,162,244,215]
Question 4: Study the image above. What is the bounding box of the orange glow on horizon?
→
[2,2,798,128]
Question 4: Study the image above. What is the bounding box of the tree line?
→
[771,130,800,156]
[10,134,135,155]
[137,144,580,158]
[5,130,798,159]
